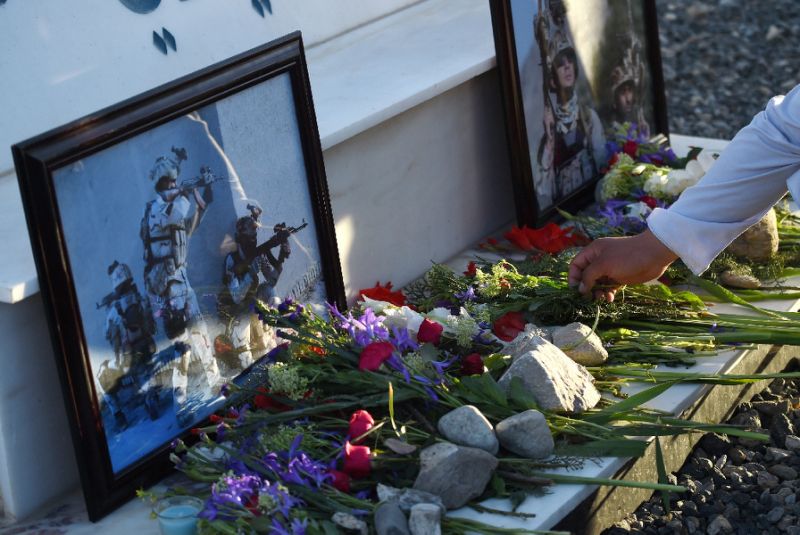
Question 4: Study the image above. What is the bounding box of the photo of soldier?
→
[96,260,158,430]
[534,0,606,203]
[215,204,304,371]
[49,72,332,473]
[140,147,222,426]
[606,38,650,139]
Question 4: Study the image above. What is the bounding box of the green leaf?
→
[457,374,508,407]
[319,520,341,535]
[388,382,400,437]
[655,437,672,514]
[483,353,511,372]
[509,490,528,511]
[491,473,506,495]
[586,381,677,424]
[556,438,648,458]
[690,276,786,319]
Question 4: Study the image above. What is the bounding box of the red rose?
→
[343,441,371,478]
[327,469,351,493]
[623,140,638,157]
[460,353,485,376]
[639,195,659,209]
[464,261,477,277]
[348,410,375,444]
[358,341,395,371]
[493,311,526,342]
[253,387,289,412]
[358,281,406,307]
[417,318,444,346]
[504,226,534,251]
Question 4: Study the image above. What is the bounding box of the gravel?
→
[602,376,800,535]
[656,0,800,140]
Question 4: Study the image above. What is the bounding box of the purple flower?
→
[390,326,419,352]
[386,355,411,383]
[454,286,477,303]
[606,140,621,158]
[430,355,458,377]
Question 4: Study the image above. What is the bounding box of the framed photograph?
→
[491,0,668,225]
[12,32,345,520]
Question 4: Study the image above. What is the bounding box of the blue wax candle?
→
[155,496,202,535]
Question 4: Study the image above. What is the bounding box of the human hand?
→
[568,229,678,302]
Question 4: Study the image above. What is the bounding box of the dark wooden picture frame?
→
[12,32,345,521]
[491,0,668,226]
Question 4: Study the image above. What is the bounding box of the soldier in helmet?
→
[96,261,157,429]
[216,205,288,370]
[140,147,221,425]
[608,42,650,139]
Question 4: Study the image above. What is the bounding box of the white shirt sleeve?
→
[647,84,800,274]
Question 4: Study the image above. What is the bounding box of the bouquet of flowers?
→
[145,256,800,534]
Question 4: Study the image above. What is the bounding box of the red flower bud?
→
[609,152,621,166]
[460,353,485,376]
[327,469,351,493]
[417,318,444,346]
[639,195,659,209]
[493,311,526,342]
[348,410,375,444]
[623,140,638,157]
[343,441,372,479]
[358,341,395,372]
[209,414,223,424]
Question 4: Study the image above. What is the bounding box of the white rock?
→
[497,337,601,413]
[502,327,553,362]
[551,322,608,366]
[495,410,554,459]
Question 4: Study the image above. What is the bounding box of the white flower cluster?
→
[267,362,309,400]
[361,295,482,345]
[643,149,717,200]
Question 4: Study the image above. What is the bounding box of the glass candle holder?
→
[154,495,204,535]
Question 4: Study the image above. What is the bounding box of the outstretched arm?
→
[570,84,800,299]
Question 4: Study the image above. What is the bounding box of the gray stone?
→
[413,442,498,510]
[769,464,798,480]
[758,471,780,489]
[731,410,762,429]
[726,209,779,262]
[332,512,369,535]
[684,516,701,534]
[497,339,601,413]
[495,410,554,459]
[551,322,608,366]
[437,405,498,455]
[707,514,733,534]
[767,505,785,523]
[502,328,552,361]
[408,504,441,535]
[766,447,792,462]
[375,502,410,535]
[375,484,445,514]
[719,270,761,289]
[784,435,800,452]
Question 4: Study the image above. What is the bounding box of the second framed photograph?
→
[13,32,344,520]
[491,0,668,225]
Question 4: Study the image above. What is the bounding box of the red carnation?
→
[343,441,372,479]
[639,195,659,209]
[327,469,351,493]
[358,281,406,307]
[348,410,375,444]
[253,387,289,412]
[417,318,444,346]
[623,140,638,157]
[460,353,485,376]
[464,261,477,277]
[493,311,526,342]
[358,341,395,371]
